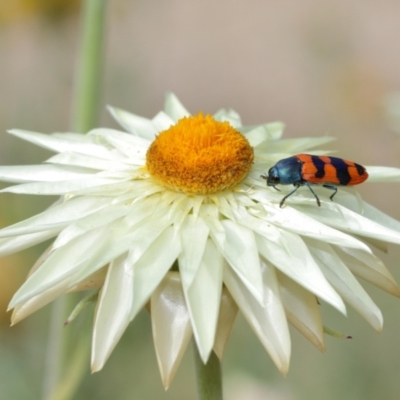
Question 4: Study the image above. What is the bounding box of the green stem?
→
[41,296,66,400]
[72,0,108,132]
[42,295,91,400]
[193,342,223,400]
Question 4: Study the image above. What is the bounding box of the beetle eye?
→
[267,168,280,185]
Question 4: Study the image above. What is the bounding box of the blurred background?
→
[1,0,400,399]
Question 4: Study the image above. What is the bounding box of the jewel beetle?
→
[260,154,368,207]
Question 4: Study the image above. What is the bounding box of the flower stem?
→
[41,296,66,399]
[193,342,223,400]
[72,0,108,133]
[42,295,91,400]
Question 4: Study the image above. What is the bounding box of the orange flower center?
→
[145,113,254,194]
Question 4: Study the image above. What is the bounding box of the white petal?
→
[10,244,60,322]
[26,243,53,277]
[89,170,133,179]
[151,111,176,131]
[230,205,282,245]
[69,210,171,286]
[232,192,258,208]
[164,92,190,121]
[9,225,111,307]
[88,128,150,161]
[365,166,400,182]
[183,240,223,363]
[69,180,146,197]
[243,125,275,147]
[47,152,134,171]
[51,132,95,142]
[8,129,111,157]
[91,254,133,372]
[307,239,383,331]
[224,260,291,374]
[123,210,176,267]
[128,183,162,202]
[168,196,195,229]
[213,109,242,128]
[335,247,400,297]
[156,192,193,230]
[0,229,58,257]
[0,196,110,238]
[213,288,238,360]
[309,188,367,215]
[356,236,388,253]
[53,205,131,249]
[240,122,285,141]
[263,204,372,252]
[200,204,225,246]
[256,231,346,314]
[107,106,157,139]
[11,278,70,324]
[1,177,125,195]
[178,215,209,288]
[0,164,95,183]
[212,193,236,220]
[362,201,400,233]
[218,220,264,305]
[129,226,182,320]
[122,194,164,226]
[66,199,173,286]
[151,272,192,389]
[68,267,107,292]
[298,202,400,244]
[277,272,324,351]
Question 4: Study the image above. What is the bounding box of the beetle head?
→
[260,167,281,191]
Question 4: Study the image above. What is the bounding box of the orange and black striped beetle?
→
[261,154,369,207]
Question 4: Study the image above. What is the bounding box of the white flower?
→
[1,93,400,388]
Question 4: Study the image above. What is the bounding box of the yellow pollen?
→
[145,113,254,194]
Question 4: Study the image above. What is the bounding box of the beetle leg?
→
[305,183,321,207]
[322,184,338,201]
[279,184,300,207]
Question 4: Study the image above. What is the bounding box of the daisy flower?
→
[1,93,400,388]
